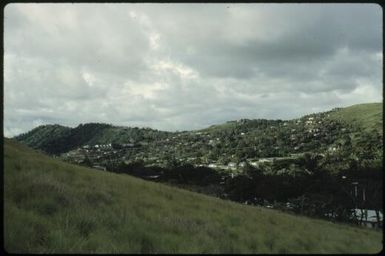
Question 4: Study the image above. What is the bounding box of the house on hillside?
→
[258,158,274,163]
[122,143,135,148]
[228,162,237,167]
[250,161,259,167]
[239,162,246,167]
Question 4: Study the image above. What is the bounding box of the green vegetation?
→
[104,150,383,225]
[14,124,72,153]
[15,123,171,155]
[328,103,383,133]
[4,138,383,253]
[15,103,383,166]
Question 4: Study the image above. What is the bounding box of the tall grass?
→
[4,138,383,253]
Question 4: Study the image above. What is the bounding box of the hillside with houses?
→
[25,103,380,174]
[14,103,383,228]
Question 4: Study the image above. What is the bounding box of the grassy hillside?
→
[4,139,383,253]
[202,103,383,135]
[328,102,382,133]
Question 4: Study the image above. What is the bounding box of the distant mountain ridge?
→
[14,102,382,156]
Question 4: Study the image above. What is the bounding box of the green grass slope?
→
[328,102,383,133]
[4,139,383,253]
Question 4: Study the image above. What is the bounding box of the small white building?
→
[228,162,237,167]
[208,163,217,168]
[250,162,259,167]
[258,158,273,163]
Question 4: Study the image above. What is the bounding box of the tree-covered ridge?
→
[14,103,382,164]
[14,123,172,155]
[14,124,72,154]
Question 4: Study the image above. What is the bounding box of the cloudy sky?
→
[4,3,382,137]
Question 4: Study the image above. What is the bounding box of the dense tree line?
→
[99,150,382,227]
[223,153,382,225]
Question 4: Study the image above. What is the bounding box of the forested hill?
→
[14,123,172,155]
[14,103,382,159]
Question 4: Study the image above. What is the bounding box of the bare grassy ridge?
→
[328,102,383,133]
[4,138,383,253]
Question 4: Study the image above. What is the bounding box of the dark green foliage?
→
[15,123,171,155]
[221,154,383,225]
[108,161,221,186]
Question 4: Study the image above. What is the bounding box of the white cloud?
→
[151,59,199,80]
[3,3,382,137]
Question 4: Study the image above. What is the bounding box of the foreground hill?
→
[4,139,382,253]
